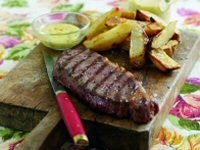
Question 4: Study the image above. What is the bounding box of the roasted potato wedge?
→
[105,16,127,28]
[130,22,149,68]
[144,22,164,36]
[121,36,130,51]
[106,17,163,37]
[120,21,164,38]
[106,17,147,29]
[121,21,163,51]
[132,21,164,36]
[119,21,163,51]
[121,10,136,19]
[152,21,177,49]
[136,10,166,26]
[136,21,147,28]
[84,21,133,51]
[160,40,179,56]
[149,49,181,72]
[86,8,122,39]
[172,30,181,43]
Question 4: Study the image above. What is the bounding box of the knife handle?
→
[56,90,89,146]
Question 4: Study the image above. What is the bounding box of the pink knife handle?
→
[56,91,89,145]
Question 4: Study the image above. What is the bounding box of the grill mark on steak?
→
[105,72,125,102]
[71,53,100,79]
[119,78,138,103]
[95,70,124,99]
[53,48,158,124]
[57,48,85,69]
[85,64,117,92]
[77,57,107,86]
[61,48,83,60]
[105,73,130,102]
[65,50,92,76]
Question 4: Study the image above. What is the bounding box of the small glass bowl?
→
[32,12,90,50]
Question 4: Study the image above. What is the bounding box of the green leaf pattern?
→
[6,42,36,60]
[6,21,31,38]
[0,128,27,142]
[1,0,28,8]
[51,3,84,12]
[168,115,200,131]
[180,82,200,94]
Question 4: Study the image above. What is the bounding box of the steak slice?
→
[53,48,158,124]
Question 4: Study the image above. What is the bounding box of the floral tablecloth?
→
[0,0,199,149]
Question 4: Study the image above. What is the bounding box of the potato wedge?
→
[119,21,164,37]
[84,21,133,51]
[152,21,177,49]
[149,49,181,72]
[144,22,164,36]
[131,21,164,36]
[130,22,149,68]
[121,36,130,51]
[86,8,122,39]
[105,16,127,28]
[121,21,162,51]
[121,10,136,19]
[136,21,147,28]
[172,30,181,43]
[136,10,166,26]
[160,40,179,56]
[106,17,147,29]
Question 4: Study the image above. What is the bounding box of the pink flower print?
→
[0,36,22,48]
[184,15,200,26]
[9,139,23,150]
[0,60,3,65]
[170,95,200,121]
[177,8,200,26]
[177,8,200,16]
[186,77,200,86]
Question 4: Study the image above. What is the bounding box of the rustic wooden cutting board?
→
[0,31,200,150]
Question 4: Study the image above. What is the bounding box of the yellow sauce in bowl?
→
[40,23,82,50]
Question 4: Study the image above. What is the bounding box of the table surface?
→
[0,0,200,149]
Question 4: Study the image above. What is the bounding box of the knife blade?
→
[42,50,89,146]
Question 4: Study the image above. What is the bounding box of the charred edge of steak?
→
[129,85,158,123]
[53,49,158,124]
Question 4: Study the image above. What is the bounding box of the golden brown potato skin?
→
[149,50,181,72]
[144,22,164,36]
[84,8,181,72]
[129,22,149,68]
[105,17,127,28]
[86,8,122,39]
[136,10,166,26]
[151,21,177,49]
[120,37,130,51]
[121,10,136,19]
[84,21,133,51]
[160,40,179,57]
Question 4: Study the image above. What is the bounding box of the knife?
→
[42,50,89,146]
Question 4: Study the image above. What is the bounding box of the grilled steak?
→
[53,47,158,123]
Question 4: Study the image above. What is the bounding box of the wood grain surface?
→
[0,31,199,149]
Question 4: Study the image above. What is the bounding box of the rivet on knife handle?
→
[56,90,89,146]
